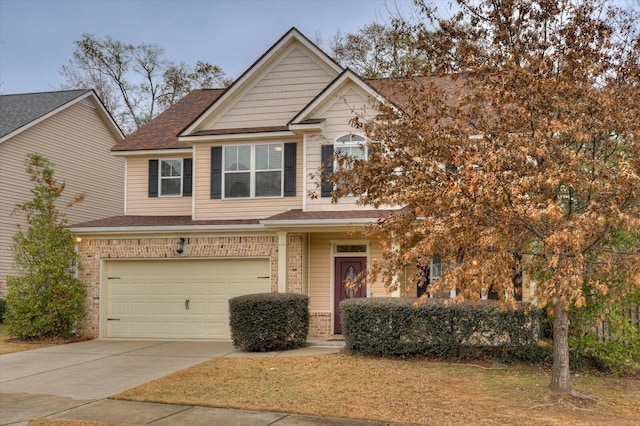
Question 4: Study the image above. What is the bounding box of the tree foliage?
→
[60,34,232,133]
[331,0,640,395]
[5,154,87,339]
[329,20,434,79]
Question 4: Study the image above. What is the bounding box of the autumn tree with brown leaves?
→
[331,0,640,396]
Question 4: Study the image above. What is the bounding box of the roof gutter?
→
[260,218,377,228]
[70,224,267,234]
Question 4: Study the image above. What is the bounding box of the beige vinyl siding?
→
[193,142,303,220]
[308,232,389,313]
[0,100,123,295]
[305,86,381,211]
[125,156,192,216]
[202,45,338,130]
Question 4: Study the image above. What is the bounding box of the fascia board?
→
[178,131,295,143]
[85,90,126,141]
[260,218,375,227]
[111,148,193,157]
[289,122,325,134]
[70,224,267,234]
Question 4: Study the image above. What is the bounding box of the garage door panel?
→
[106,258,271,339]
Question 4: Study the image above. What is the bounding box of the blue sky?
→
[0,0,446,94]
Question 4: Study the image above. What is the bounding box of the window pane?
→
[161,160,171,176]
[269,144,282,169]
[255,144,269,170]
[255,171,281,197]
[336,245,367,253]
[225,146,251,171]
[161,160,181,177]
[431,255,442,280]
[170,160,181,176]
[225,172,250,197]
[224,146,237,171]
[337,134,365,143]
[237,146,250,170]
[161,178,181,195]
[256,144,282,170]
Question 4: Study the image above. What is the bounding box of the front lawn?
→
[113,354,640,425]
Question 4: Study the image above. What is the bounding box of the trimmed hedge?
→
[229,293,309,352]
[341,298,543,361]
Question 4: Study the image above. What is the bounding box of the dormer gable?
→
[181,28,343,138]
[288,69,391,134]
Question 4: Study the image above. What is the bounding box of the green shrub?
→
[0,298,6,323]
[341,298,542,361]
[6,154,86,339]
[229,293,309,352]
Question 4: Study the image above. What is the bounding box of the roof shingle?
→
[0,89,91,139]
[111,89,225,152]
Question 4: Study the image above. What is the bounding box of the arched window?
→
[334,133,367,162]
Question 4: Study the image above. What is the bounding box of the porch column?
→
[277,231,288,293]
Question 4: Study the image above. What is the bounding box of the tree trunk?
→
[549,300,572,394]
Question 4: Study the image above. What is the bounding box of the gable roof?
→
[112,89,225,152]
[0,89,89,138]
[0,89,122,142]
[181,27,343,137]
[289,69,393,128]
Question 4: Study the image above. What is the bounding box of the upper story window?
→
[160,159,182,196]
[335,134,367,163]
[148,158,192,198]
[223,143,283,198]
[320,134,367,198]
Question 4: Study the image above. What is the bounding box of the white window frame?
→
[424,255,457,299]
[222,143,284,199]
[159,158,183,197]
[333,134,367,196]
[334,133,367,169]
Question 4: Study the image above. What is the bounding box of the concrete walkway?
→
[0,339,409,426]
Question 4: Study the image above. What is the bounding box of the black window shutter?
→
[148,159,159,198]
[183,158,193,197]
[210,147,222,199]
[320,144,334,197]
[283,142,296,197]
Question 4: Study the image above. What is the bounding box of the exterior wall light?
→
[74,236,83,244]
[177,237,185,254]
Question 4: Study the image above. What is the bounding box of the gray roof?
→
[0,89,92,139]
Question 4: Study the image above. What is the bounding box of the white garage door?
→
[105,258,271,339]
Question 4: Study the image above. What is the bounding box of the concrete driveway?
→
[0,339,346,426]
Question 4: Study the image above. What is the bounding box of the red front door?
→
[334,257,367,334]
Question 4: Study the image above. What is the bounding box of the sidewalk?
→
[42,398,410,425]
[1,339,416,425]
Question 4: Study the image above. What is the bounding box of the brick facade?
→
[75,231,337,339]
[309,312,332,338]
[75,234,280,337]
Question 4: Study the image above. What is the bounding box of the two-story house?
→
[70,28,530,340]
[1,89,124,297]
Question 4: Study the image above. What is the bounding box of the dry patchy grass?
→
[0,324,88,355]
[114,354,640,426]
[0,324,54,355]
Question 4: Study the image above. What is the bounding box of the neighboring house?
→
[70,29,533,339]
[0,89,125,297]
